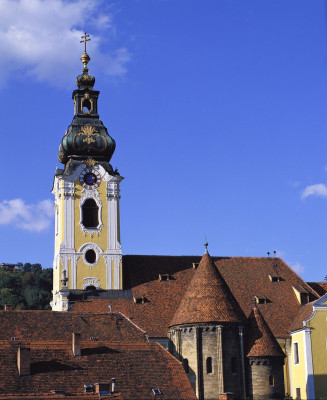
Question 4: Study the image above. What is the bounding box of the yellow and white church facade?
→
[51,45,123,311]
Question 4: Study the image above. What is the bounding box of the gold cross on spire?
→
[80,32,91,53]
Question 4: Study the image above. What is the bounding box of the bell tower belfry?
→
[51,34,123,311]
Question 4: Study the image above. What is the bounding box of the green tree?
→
[0,264,53,310]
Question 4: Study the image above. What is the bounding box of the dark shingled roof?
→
[169,253,246,326]
[246,305,285,358]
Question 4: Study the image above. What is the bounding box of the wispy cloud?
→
[289,261,305,275]
[301,183,327,199]
[274,249,286,258]
[0,199,53,232]
[287,181,301,188]
[274,250,305,275]
[0,0,131,87]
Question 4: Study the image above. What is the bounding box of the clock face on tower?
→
[80,168,101,189]
[84,172,97,185]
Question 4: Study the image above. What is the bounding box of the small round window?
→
[85,249,96,264]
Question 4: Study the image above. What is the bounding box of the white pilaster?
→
[303,328,315,399]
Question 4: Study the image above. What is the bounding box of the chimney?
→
[17,347,30,376]
[4,305,13,311]
[111,378,116,393]
[94,383,110,395]
[72,332,81,357]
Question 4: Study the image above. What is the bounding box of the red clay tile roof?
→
[0,340,196,399]
[0,311,147,342]
[72,255,319,339]
[289,302,314,332]
[246,305,285,358]
[307,281,327,296]
[169,253,246,326]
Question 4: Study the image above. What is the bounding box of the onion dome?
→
[169,252,246,327]
[246,304,285,358]
[58,41,115,165]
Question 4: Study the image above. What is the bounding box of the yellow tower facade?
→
[51,41,123,311]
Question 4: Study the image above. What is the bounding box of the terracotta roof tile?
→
[289,302,314,332]
[0,335,196,399]
[170,253,246,326]
[72,255,319,338]
[246,305,285,358]
[0,311,146,342]
[307,281,327,296]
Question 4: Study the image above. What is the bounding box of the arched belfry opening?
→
[82,199,99,228]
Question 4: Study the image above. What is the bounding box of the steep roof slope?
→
[72,255,319,338]
[0,341,196,399]
[307,281,327,296]
[170,252,245,326]
[0,311,146,342]
[289,302,314,332]
[246,305,285,357]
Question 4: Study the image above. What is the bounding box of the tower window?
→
[82,98,92,113]
[231,357,237,374]
[293,342,299,364]
[268,375,274,386]
[206,357,212,374]
[85,249,96,264]
[82,199,99,228]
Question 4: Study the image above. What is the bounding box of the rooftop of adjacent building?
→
[70,254,320,339]
[0,311,196,400]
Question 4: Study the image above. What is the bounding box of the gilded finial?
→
[86,157,96,168]
[204,236,208,254]
[80,32,91,74]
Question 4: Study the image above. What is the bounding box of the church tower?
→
[51,34,123,311]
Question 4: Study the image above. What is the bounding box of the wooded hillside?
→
[0,264,52,310]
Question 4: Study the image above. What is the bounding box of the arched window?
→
[182,358,189,374]
[206,357,212,374]
[81,98,92,113]
[269,375,274,386]
[82,199,99,228]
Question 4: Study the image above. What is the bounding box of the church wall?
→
[307,307,327,399]
[180,327,197,394]
[289,330,306,399]
[170,324,244,400]
[247,357,285,400]
[74,178,108,252]
[222,326,243,399]
[73,176,109,290]
[201,325,219,400]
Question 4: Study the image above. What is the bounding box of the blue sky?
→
[0,0,326,282]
